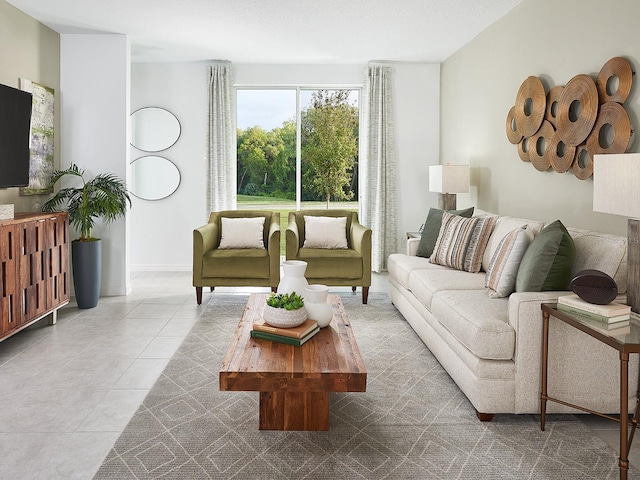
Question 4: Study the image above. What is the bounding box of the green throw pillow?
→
[515,220,575,292]
[416,207,474,258]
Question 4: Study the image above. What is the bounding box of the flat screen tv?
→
[0,83,33,188]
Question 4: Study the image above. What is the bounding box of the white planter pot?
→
[277,260,309,297]
[304,284,333,328]
[263,304,308,328]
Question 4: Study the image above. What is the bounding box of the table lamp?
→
[429,164,470,210]
[593,153,640,314]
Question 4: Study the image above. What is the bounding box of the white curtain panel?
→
[362,64,398,272]
[206,63,236,214]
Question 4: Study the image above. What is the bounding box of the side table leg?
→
[540,311,550,431]
[620,352,629,480]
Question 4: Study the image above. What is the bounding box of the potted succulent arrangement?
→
[43,163,131,309]
[263,292,307,328]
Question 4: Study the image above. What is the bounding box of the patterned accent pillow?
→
[485,226,534,298]
[430,212,497,273]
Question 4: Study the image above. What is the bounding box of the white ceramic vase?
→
[277,260,309,297]
[304,284,333,328]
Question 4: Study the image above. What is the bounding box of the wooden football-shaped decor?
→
[570,269,618,305]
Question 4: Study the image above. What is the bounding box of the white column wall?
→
[60,34,131,295]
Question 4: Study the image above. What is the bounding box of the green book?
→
[557,302,630,324]
[251,327,320,346]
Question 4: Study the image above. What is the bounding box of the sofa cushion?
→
[482,216,545,271]
[485,226,534,298]
[567,228,628,294]
[203,248,270,278]
[431,290,514,360]
[516,220,575,292]
[296,247,362,279]
[387,253,439,290]
[430,212,496,273]
[417,207,474,258]
[219,216,265,249]
[303,215,348,249]
[408,268,486,311]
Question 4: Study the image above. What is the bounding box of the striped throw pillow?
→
[430,212,497,273]
[485,226,534,298]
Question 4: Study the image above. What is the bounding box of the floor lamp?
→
[429,164,470,211]
[593,153,640,314]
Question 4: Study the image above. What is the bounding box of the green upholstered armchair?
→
[193,210,280,304]
[286,210,372,304]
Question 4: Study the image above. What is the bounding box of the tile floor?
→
[0,270,636,479]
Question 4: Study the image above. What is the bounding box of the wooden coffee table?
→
[219,293,367,431]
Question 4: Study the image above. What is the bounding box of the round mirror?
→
[130,107,180,152]
[130,156,181,200]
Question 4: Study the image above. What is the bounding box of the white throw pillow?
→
[303,216,348,249]
[218,216,265,249]
[485,226,533,298]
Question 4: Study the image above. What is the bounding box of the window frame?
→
[234,84,362,212]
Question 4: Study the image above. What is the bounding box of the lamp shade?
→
[429,165,470,194]
[593,153,640,219]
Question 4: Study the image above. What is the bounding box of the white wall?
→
[0,0,59,211]
[441,0,639,235]
[391,63,440,247]
[60,34,130,295]
[129,62,441,269]
[129,62,209,271]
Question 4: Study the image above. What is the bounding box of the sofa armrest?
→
[351,220,372,285]
[193,222,218,284]
[268,215,281,285]
[407,238,420,256]
[286,212,300,259]
[507,290,638,414]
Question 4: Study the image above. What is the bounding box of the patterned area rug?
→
[94,293,628,479]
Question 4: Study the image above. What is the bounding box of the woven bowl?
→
[263,304,307,328]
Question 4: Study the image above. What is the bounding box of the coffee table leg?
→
[259,391,330,431]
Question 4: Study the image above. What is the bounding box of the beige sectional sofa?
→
[388,211,638,420]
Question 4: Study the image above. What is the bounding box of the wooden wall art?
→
[506,57,635,179]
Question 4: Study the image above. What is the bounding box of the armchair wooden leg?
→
[362,286,369,304]
[210,287,215,291]
[196,287,203,305]
[271,287,277,293]
[352,286,356,292]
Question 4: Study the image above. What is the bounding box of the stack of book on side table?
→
[251,318,320,346]
[557,294,632,335]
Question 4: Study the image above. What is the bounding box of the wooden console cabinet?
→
[0,212,70,342]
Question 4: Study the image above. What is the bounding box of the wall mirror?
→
[130,107,180,152]
[130,156,181,200]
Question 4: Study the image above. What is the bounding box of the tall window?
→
[236,87,359,209]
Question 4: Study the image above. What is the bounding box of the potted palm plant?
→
[43,163,131,309]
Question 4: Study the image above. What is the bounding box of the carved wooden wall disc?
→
[557,74,599,146]
[597,57,634,104]
[515,76,546,137]
[545,86,563,127]
[572,144,593,180]
[586,101,632,156]
[528,120,555,171]
[548,130,576,173]
[506,106,523,144]
[517,137,530,162]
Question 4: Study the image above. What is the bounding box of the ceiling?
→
[6,0,524,63]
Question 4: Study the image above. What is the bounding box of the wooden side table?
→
[540,303,640,480]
